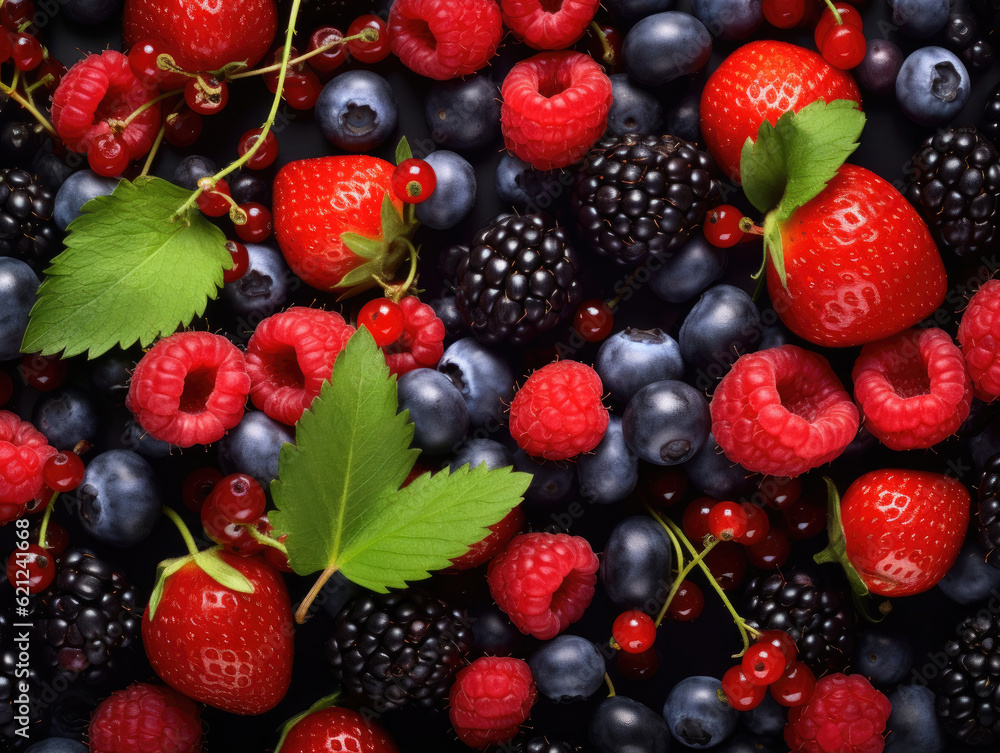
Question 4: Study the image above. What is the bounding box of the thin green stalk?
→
[654,537,718,627]
[162,506,199,556]
[822,0,844,24]
[119,88,183,129]
[0,81,55,138]
[246,524,289,554]
[227,28,378,80]
[604,673,616,697]
[37,491,58,549]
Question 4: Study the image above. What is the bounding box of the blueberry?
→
[218,410,295,487]
[0,257,38,360]
[649,234,727,304]
[691,0,763,39]
[221,243,293,319]
[470,603,520,655]
[589,695,671,753]
[664,86,702,143]
[600,515,672,610]
[32,387,99,450]
[958,397,992,437]
[430,296,468,340]
[438,337,515,428]
[679,284,761,377]
[229,171,271,207]
[622,380,711,465]
[596,328,684,406]
[34,153,76,191]
[171,155,217,191]
[318,570,360,620]
[663,675,738,748]
[716,733,780,753]
[856,39,904,96]
[122,418,172,459]
[513,449,577,505]
[895,47,970,127]
[424,74,501,151]
[494,153,568,213]
[685,432,758,499]
[53,170,118,231]
[607,74,665,138]
[885,685,946,753]
[623,12,712,86]
[77,449,162,547]
[316,70,398,152]
[529,635,607,702]
[852,629,914,686]
[397,368,469,455]
[742,691,786,737]
[62,0,122,24]
[888,0,949,38]
[415,150,477,230]
[938,538,1000,605]
[757,325,792,351]
[25,740,89,753]
[89,353,132,395]
[449,438,514,472]
[578,416,639,504]
[606,0,675,25]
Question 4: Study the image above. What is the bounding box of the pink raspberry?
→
[710,345,859,478]
[88,682,202,753]
[448,656,537,749]
[852,328,972,451]
[127,331,250,448]
[0,411,56,518]
[500,51,613,170]
[389,0,502,80]
[509,360,609,461]
[245,307,355,425]
[487,532,599,639]
[785,673,891,753]
[500,0,601,50]
[959,279,1000,401]
[383,296,446,377]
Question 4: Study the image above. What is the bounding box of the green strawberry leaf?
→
[274,692,342,753]
[395,135,413,165]
[335,191,418,298]
[147,547,253,620]
[21,176,231,359]
[740,120,787,216]
[761,213,785,288]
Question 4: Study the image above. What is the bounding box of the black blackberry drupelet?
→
[935,611,1000,745]
[983,82,1000,147]
[0,168,60,273]
[453,213,581,346]
[743,568,857,672]
[904,126,1000,258]
[326,589,473,711]
[572,133,720,266]
[944,13,995,72]
[975,452,1000,568]
[509,735,590,753]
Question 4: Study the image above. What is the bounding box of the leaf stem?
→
[227,29,378,80]
[37,491,58,549]
[295,564,338,624]
[162,506,200,557]
[246,524,289,554]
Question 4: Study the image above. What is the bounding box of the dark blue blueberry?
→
[648,234,727,304]
[62,0,122,24]
[852,629,914,686]
[691,0,762,39]
[429,296,468,340]
[600,515,672,610]
[856,39,905,96]
[316,70,398,152]
[52,170,118,231]
[122,418,171,459]
[529,635,607,702]
[679,284,762,376]
[938,538,1000,605]
[470,603,520,655]
[888,0,949,38]
[578,416,639,504]
[424,74,501,151]
[623,380,711,465]
[76,449,162,547]
[716,733,780,753]
[414,150,477,230]
[685,432,758,499]
[607,74,665,138]
[222,242,292,319]
[449,438,514,472]
[885,685,946,753]
[513,449,576,505]
[623,12,712,86]
[958,397,991,437]
[25,739,89,753]
[664,86,702,143]
[46,687,99,741]
[896,47,970,127]
[757,324,792,351]
[606,0,675,25]
[742,691,786,737]
[589,695,671,753]
[663,675,738,748]
[34,153,76,191]
[32,388,99,450]
[171,155,216,192]
[89,353,132,395]
[596,328,684,406]
[229,171,271,207]
[0,257,38,360]
[494,152,568,213]
[839,424,879,462]
[218,410,295,487]
[438,337,515,428]
[397,368,469,455]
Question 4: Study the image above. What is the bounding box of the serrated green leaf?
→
[395,136,413,165]
[21,177,230,359]
[740,124,786,215]
[274,692,342,753]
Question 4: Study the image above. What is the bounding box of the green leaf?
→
[762,212,786,290]
[147,548,253,620]
[740,123,786,216]
[395,136,413,165]
[340,232,386,261]
[21,177,230,359]
[274,692,342,753]
[380,191,405,239]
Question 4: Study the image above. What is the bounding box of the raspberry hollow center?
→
[405,18,436,49]
[777,378,820,422]
[267,345,306,390]
[885,358,931,399]
[538,75,569,98]
[540,0,563,12]
[179,366,216,414]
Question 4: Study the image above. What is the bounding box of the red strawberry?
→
[815,471,970,597]
[700,40,861,182]
[273,156,414,295]
[142,549,294,715]
[276,705,400,753]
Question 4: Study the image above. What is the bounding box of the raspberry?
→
[500,51,613,170]
[509,360,608,460]
[0,410,55,516]
[245,307,356,425]
[500,0,600,50]
[448,656,538,749]
[959,279,1000,401]
[711,345,859,478]
[383,296,446,377]
[388,0,502,80]
[127,331,250,448]
[51,50,161,159]
[784,673,891,753]
[487,532,599,639]
[88,682,202,753]
[852,328,972,450]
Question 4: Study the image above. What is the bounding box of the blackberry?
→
[326,589,473,711]
[935,610,1000,745]
[983,81,1000,146]
[29,549,140,685]
[453,213,581,346]
[508,735,590,753]
[904,126,1000,258]
[572,133,720,266]
[743,568,857,672]
[0,168,60,273]
[944,13,994,72]
[975,452,1000,568]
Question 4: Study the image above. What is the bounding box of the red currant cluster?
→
[761,0,866,70]
[722,629,817,710]
[0,1,65,116]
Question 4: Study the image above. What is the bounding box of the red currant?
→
[207,473,266,524]
[0,33,10,65]
[612,610,657,653]
[762,0,807,27]
[682,497,715,544]
[0,371,12,406]
[703,205,744,248]
[308,27,348,74]
[782,494,827,540]
[234,203,273,243]
[43,452,85,493]
[770,661,816,707]
[87,132,130,177]
[185,75,229,115]
[708,500,748,541]
[814,3,863,48]
[742,641,787,685]
[358,298,406,347]
[821,23,866,69]
[33,519,68,555]
[20,353,66,392]
[758,475,801,510]
[346,15,391,64]
[759,629,798,666]
[182,467,222,512]
[0,0,34,31]
[392,158,437,204]
[283,69,323,110]
[667,580,704,621]
[263,47,305,93]
[127,39,187,88]
[6,543,55,593]
[238,128,279,170]
[722,665,766,710]
[638,465,687,509]
[223,240,250,284]
[35,56,65,91]
[164,110,203,148]
[735,502,770,546]
[197,180,232,217]
[704,541,747,591]
[745,525,791,569]
[573,299,614,342]
[616,647,659,680]
[11,32,42,71]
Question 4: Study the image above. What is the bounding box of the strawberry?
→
[815,471,970,598]
[700,40,861,183]
[275,703,400,753]
[273,156,416,296]
[142,548,294,715]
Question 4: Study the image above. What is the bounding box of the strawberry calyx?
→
[274,691,342,753]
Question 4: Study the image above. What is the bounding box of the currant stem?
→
[25,74,53,94]
[589,21,616,66]
[245,524,289,554]
[162,506,200,557]
[140,123,166,178]
[604,672,616,697]
[36,491,58,549]
[295,564,338,624]
[227,29,378,80]
[0,80,56,138]
[653,536,719,628]
[822,0,844,24]
[119,88,183,130]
